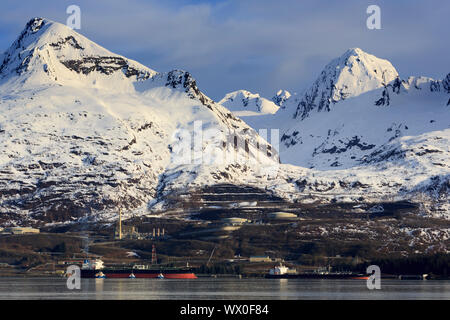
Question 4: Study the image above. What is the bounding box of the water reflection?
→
[0,278,448,300]
[95,278,104,299]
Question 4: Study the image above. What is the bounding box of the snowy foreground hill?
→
[0,18,449,225]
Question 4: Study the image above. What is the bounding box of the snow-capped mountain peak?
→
[0,18,157,89]
[293,47,399,119]
[218,89,279,115]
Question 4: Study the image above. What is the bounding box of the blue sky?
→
[0,0,449,100]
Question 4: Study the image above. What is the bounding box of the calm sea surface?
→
[0,277,449,300]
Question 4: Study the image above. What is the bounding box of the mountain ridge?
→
[0,18,448,226]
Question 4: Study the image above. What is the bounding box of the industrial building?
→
[114,209,166,240]
[114,208,140,240]
[114,224,140,240]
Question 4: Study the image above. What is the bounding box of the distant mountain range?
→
[0,18,448,225]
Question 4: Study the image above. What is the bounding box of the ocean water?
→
[0,277,449,300]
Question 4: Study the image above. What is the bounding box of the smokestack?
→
[118,208,122,240]
[151,244,157,265]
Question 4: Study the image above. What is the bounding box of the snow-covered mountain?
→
[0,18,279,224]
[279,72,449,216]
[278,48,449,169]
[217,48,449,218]
[0,19,448,224]
[292,47,399,120]
[217,89,296,134]
[218,90,279,116]
[230,48,401,132]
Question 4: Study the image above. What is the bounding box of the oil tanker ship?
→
[265,264,369,280]
[80,259,197,279]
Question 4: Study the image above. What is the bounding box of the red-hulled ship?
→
[80,259,197,279]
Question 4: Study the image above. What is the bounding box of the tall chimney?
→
[118,208,122,240]
[151,244,157,265]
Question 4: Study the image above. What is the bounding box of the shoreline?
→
[1,272,449,280]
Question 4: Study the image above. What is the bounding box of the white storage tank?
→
[268,212,298,220]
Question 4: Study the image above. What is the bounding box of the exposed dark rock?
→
[61,56,152,80]
[314,135,375,156]
[295,179,308,191]
[49,36,84,50]
[442,73,450,93]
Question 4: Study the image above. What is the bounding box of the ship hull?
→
[265,274,369,280]
[81,269,197,279]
